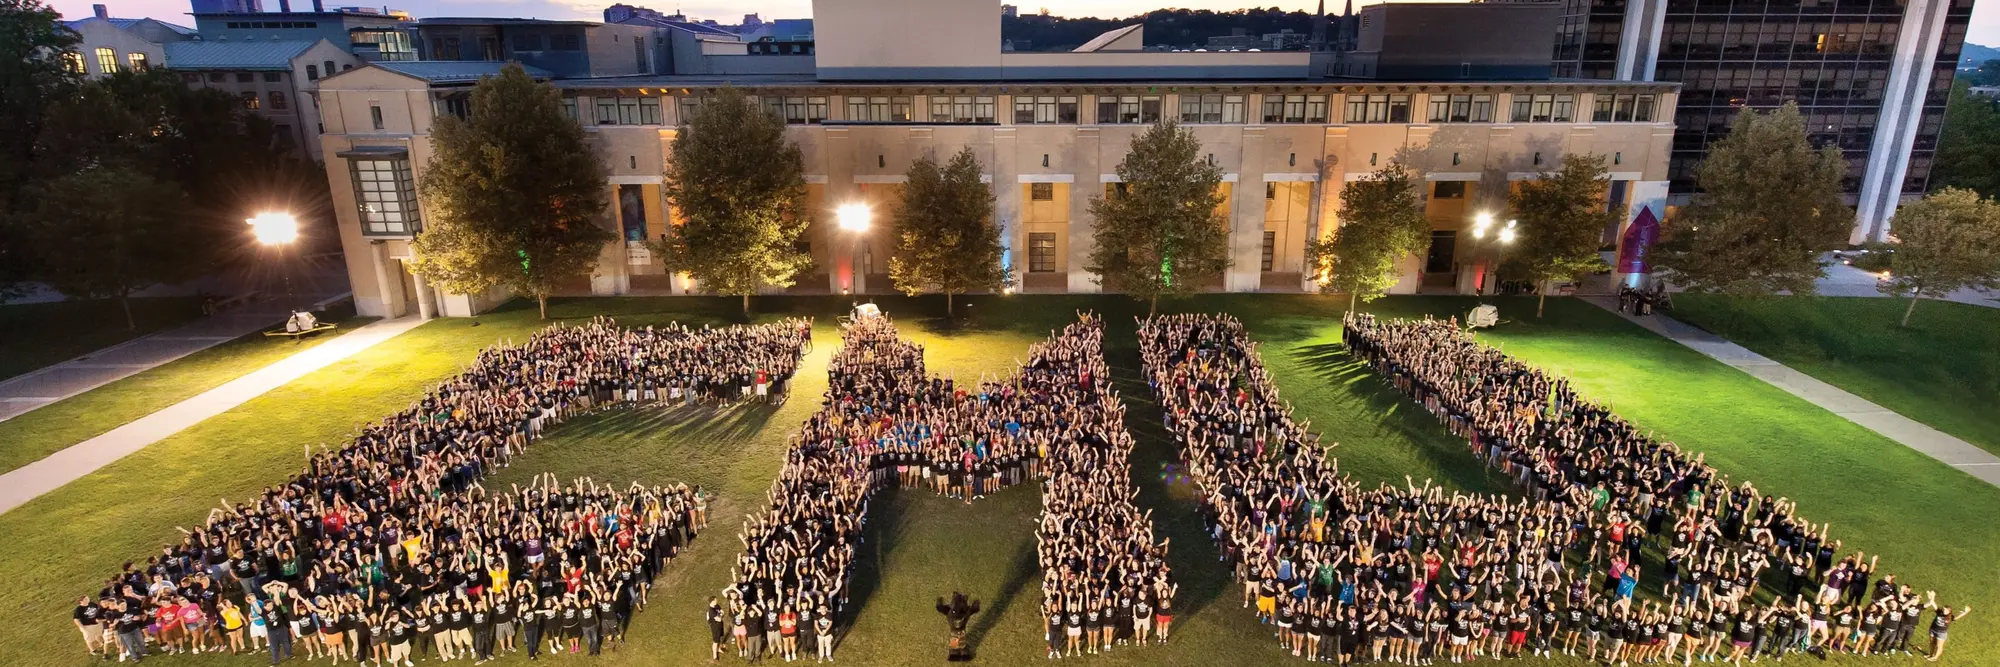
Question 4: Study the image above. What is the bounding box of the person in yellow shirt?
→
[219,599,247,655]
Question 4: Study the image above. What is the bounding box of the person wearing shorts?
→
[73,596,106,658]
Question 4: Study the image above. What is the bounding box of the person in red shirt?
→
[155,598,185,653]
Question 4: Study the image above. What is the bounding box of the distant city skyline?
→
[50,0,2000,51]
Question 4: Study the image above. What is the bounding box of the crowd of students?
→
[1134,312,1968,666]
[75,318,811,665]
[720,313,1172,663]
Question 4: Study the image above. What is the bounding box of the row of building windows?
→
[222,20,318,29]
[71,48,148,74]
[1025,228,1279,274]
[572,92,1659,127]
[183,71,287,84]
[237,90,289,110]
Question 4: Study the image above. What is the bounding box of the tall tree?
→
[655,87,811,314]
[1655,103,1851,295]
[887,147,1008,315]
[1508,154,1620,317]
[1305,163,1430,311]
[412,64,610,319]
[1085,119,1230,314]
[17,167,197,330]
[1931,81,2000,198]
[1850,188,2000,327]
[0,0,79,300]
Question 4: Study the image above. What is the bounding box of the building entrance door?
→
[1424,230,1457,274]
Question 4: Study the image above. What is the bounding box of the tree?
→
[1655,103,1851,295]
[887,147,1008,315]
[1508,154,1620,317]
[412,64,610,319]
[1850,188,2000,327]
[1306,163,1430,311]
[0,0,79,301]
[1931,81,2000,198]
[1085,119,1230,314]
[655,87,811,314]
[17,167,197,329]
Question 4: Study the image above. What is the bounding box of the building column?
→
[1227,127,1268,292]
[1616,0,1669,81]
[992,127,1020,278]
[1068,126,1102,293]
[825,127,858,294]
[1855,0,1954,243]
[369,241,399,318]
[411,272,437,319]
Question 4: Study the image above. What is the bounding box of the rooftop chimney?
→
[312,0,323,9]
[93,3,108,18]
[278,0,290,11]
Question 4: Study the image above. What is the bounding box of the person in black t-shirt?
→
[73,595,106,658]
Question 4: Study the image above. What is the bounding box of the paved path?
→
[1583,297,2000,488]
[0,289,352,423]
[0,315,428,515]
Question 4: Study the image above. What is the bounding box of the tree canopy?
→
[887,147,1008,314]
[1508,154,1619,316]
[655,87,812,314]
[1853,187,2000,326]
[1931,81,2000,198]
[1085,119,1230,314]
[412,64,611,319]
[17,167,198,329]
[1306,162,1430,310]
[1655,103,1851,295]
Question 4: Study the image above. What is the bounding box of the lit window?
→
[270,91,288,110]
[1261,230,1276,272]
[241,92,261,110]
[351,158,421,235]
[94,47,119,73]
[127,52,148,70]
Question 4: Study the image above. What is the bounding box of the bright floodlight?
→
[248,212,299,245]
[1498,220,1518,244]
[836,203,871,232]
[1474,211,1495,228]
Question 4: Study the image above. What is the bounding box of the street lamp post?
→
[836,203,871,295]
[248,212,300,308]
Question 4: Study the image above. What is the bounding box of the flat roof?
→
[417,17,599,26]
[551,73,1678,91]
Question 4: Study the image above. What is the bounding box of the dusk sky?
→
[51,0,2000,48]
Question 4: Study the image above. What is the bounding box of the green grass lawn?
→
[0,304,374,475]
[0,297,204,381]
[0,294,1993,667]
[1672,294,2000,456]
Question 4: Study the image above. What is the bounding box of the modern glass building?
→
[1552,0,1972,242]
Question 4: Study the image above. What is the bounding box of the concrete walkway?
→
[1583,297,2000,488]
[0,290,352,423]
[0,315,428,515]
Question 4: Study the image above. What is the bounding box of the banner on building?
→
[1616,206,1661,274]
